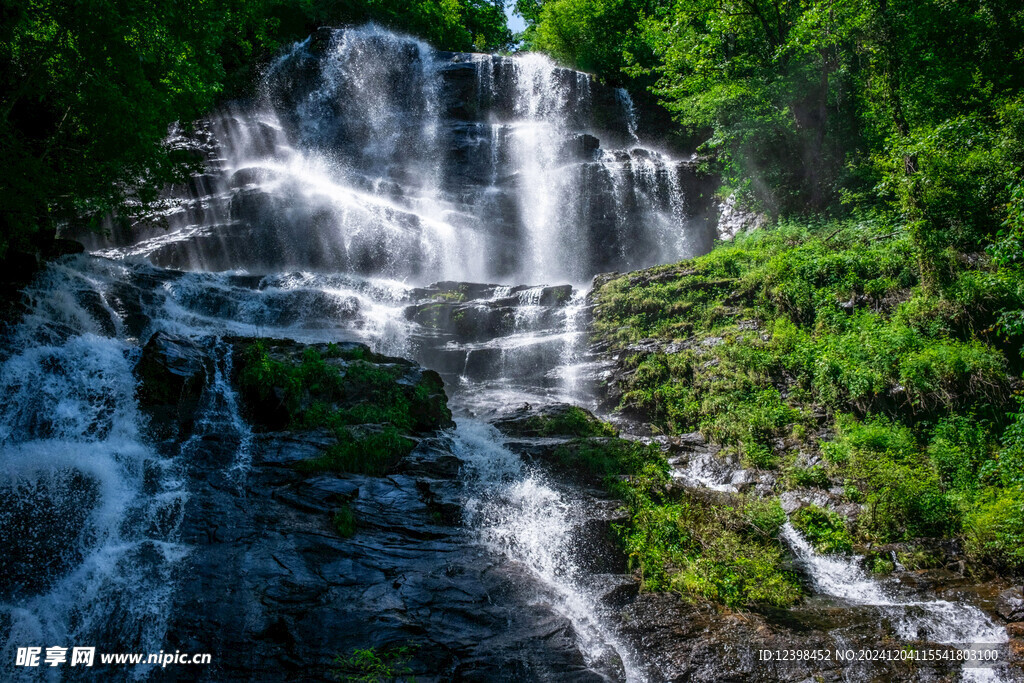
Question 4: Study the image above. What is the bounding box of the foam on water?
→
[453,420,645,681]
[783,523,1011,681]
[0,289,187,678]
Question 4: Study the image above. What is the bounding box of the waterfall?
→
[453,421,644,681]
[78,24,713,284]
[12,23,1011,682]
[0,264,188,678]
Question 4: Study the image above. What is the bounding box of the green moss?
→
[333,644,418,682]
[332,505,357,538]
[297,426,414,476]
[550,437,666,482]
[431,291,465,302]
[964,486,1024,570]
[791,505,853,555]
[616,485,801,608]
[784,463,831,489]
[505,406,619,437]
[236,341,450,476]
[591,215,1024,576]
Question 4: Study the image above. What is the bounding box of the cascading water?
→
[4,24,714,680]
[782,524,1011,681]
[5,22,1010,683]
[79,24,714,284]
[0,264,189,679]
[453,421,644,681]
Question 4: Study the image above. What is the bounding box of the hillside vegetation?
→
[510,0,1024,607]
[589,215,1024,605]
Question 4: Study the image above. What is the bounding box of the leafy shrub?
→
[927,415,995,492]
[824,414,957,542]
[551,438,665,483]
[791,505,853,554]
[616,487,801,608]
[743,497,787,537]
[535,406,618,437]
[964,486,1024,570]
[671,536,801,608]
[784,464,830,489]
[333,644,418,683]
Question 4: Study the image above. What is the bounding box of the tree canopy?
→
[0,0,512,258]
[518,0,1024,275]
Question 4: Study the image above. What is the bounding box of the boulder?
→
[997,587,1024,622]
[491,403,616,438]
[40,237,85,259]
[538,284,574,306]
[135,331,209,419]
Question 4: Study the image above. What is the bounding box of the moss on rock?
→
[232,337,453,475]
[492,404,618,438]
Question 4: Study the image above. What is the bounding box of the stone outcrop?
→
[999,587,1024,622]
[135,335,611,681]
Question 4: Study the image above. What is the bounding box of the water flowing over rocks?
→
[70,25,717,284]
[3,23,1022,683]
[137,337,608,681]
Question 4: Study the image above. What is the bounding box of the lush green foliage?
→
[551,437,664,482]
[560,435,802,607]
[512,405,620,437]
[517,0,1024,276]
[593,217,1024,571]
[964,486,1024,570]
[238,341,449,474]
[299,426,414,476]
[791,504,853,554]
[333,644,418,682]
[617,482,801,607]
[0,0,511,259]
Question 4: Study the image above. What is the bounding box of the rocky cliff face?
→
[70,25,717,284]
[135,334,615,681]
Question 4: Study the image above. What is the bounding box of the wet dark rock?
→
[570,511,630,574]
[135,331,210,429]
[154,337,610,681]
[538,284,574,306]
[405,299,517,342]
[591,574,639,608]
[0,471,99,598]
[229,337,454,435]
[561,133,602,161]
[39,237,85,259]
[619,593,959,681]
[998,587,1024,622]
[1,249,39,283]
